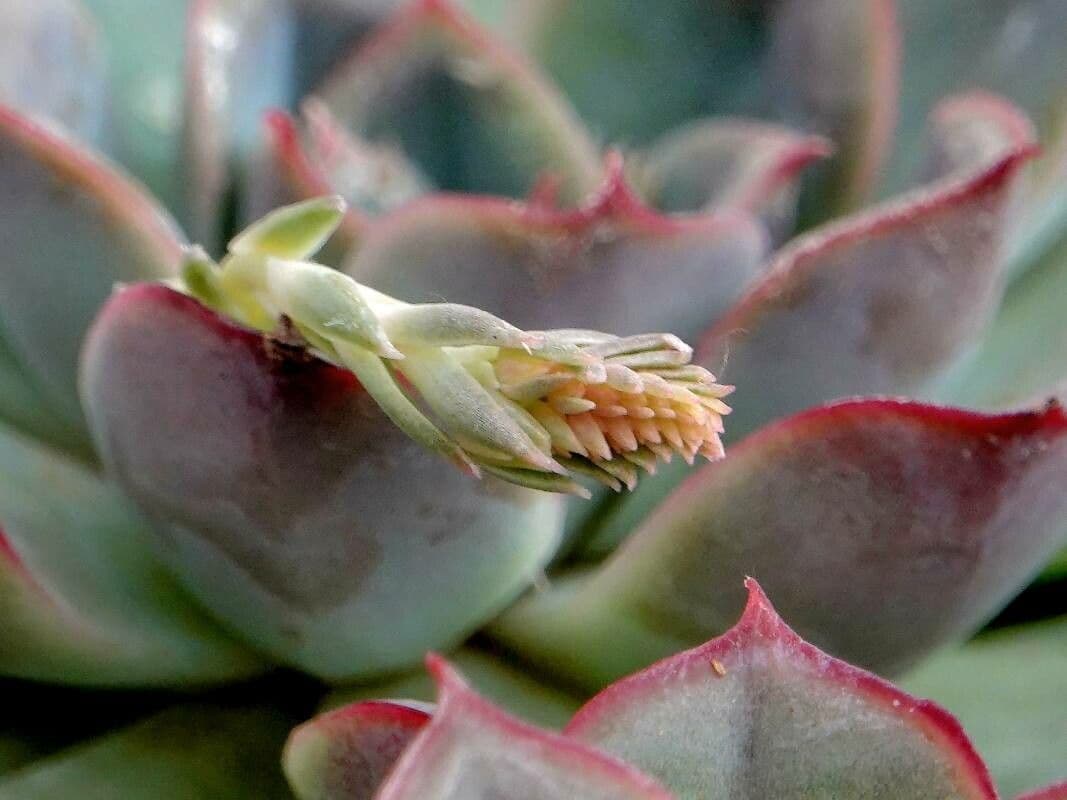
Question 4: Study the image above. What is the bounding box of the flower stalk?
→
[177,197,733,495]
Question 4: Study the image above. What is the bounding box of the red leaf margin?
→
[0,104,184,266]
[565,577,998,800]
[374,652,675,799]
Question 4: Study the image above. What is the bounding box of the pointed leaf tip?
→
[566,578,996,800]
[0,104,183,428]
[284,700,431,800]
[349,151,767,346]
[375,655,673,800]
[229,196,347,260]
[314,0,600,203]
[635,119,832,243]
[696,95,1039,440]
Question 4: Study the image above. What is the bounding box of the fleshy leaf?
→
[514,0,897,207]
[695,95,1037,441]
[0,0,105,143]
[373,655,673,800]
[768,0,899,214]
[0,421,263,686]
[348,154,768,344]
[0,106,183,433]
[889,1,1067,269]
[633,119,830,244]
[81,283,564,680]
[314,0,601,203]
[0,704,295,799]
[511,0,766,143]
[917,92,1038,184]
[326,648,580,730]
[937,228,1067,411]
[229,194,346,260]
[0,337,86,460]
[564,579,996,800]
[81,0,190,209]
[284,700,431,800]
[186,0,405,248]
[903,618,1067,798]
[183,0,296,248]
[251,101,430,262]
[492,399,1067,685]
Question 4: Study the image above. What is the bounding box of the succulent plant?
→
[0,0,1065,797]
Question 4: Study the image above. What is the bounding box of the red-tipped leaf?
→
[565,578,996,800]
[373,654,673,800]
[348,153,767,343]
[284,701,431,800]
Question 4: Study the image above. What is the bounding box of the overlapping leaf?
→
[494,399,1067,685]
[326,648,580,729]
[631,119,830,244]
[284,700,431,800]
[81,283,564,680]
[565,579,996,800]
[694,93,1036,442]
[890,1,1067,267]
[348,154,768,344]
[904,618,1067,797]
[372,655,672,800]
[0,106,183,436]
[314,0,601,203]
[0,421,261,686]
[513,0,897,209]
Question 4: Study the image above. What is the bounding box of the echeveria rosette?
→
[282,580,1008,799]
[0,0,1065,795]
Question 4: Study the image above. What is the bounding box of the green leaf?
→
[0,421,263,686]
[633,119,830,245]
[0,704,295,799]
[284,700,430,800]
[518,0,897,212]
[0,0,105,144]
[888,1,1067,274]
[81,284,565,680]
[81,0,188,210]
[315,0,601,203]
[348,156,767,346]
[937,229,1067,410]
[229,196,345,261]
[493,399,1067,687]
[0,337,87,460]
[325,648,580,730]
[0,106,183,432]
[372,655,672,800]
[565,579,996,800]
[696,96,1035,442]
[903,618,1067,798]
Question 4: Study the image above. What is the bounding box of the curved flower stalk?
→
[174,197,732,496]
